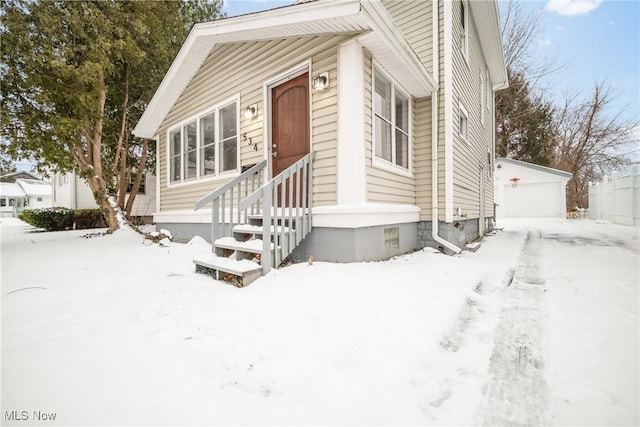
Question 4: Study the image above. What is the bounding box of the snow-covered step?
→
[193,253,262,287]
[233,224,292,236]
[465,241,482,252]
[214,236,274,254]
[247,212,308,227]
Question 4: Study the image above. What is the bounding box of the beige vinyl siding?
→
[311,45,339,206]
[156,34,354,212]
[381,0,433,75]
[451,0,494,220]
[415,97,433,220]
[364,50,417,206]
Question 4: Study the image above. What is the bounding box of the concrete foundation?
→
[155,222,212,243]
[288,222,419,263]
[157,217,494,262]
[418,217,494,250]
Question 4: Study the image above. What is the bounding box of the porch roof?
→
[0,183,26,198]
[134,0,437,139]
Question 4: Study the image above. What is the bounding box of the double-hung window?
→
[169,99,239,184]
[373,67,410,172]
[461,0,469,63]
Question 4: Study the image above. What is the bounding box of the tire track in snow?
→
[480,228,550,426]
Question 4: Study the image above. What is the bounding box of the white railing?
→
[194,161,266,244]
[240,152,314,273]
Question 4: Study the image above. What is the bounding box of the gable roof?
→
[0,170,40,183]
[496,157,573,179]
[0,182,25,197]
[0,179,52,198]
[134,0,440,139]
[16,179,52,197]
[134,0,507,139]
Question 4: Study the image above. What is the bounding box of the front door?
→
[271,72,310,178]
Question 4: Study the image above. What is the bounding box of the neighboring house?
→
[0,170,41,183]
[494,157,572,219]
[134,0,508,279]
[0,175,53,217]
[52,172,157,221]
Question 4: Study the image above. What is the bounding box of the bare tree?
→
[552,82,639,209]
[496,1,560,166]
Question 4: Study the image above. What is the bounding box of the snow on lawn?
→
[1,218,503,426]
[1,217,638,426]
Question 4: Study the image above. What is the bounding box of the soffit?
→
[469,1,508,91]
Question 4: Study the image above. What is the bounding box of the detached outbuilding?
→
[494,157,572,219]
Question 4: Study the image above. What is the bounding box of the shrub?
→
[18,209,35,225]
[20,207,74,231]
[73,209,106,229]
[19,207,105,231]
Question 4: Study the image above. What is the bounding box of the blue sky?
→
[223,0,639,125]
[521,0,639,124]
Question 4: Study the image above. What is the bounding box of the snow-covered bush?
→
[19,208,106,231]
[19,207,74,231]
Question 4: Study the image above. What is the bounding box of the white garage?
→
[494,157,572,219]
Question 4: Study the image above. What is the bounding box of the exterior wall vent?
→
[384,227,400,254]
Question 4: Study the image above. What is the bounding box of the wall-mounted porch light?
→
[313,72,329,91]
[244,104,258,119]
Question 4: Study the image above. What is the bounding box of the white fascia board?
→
[469,1,508,90]
[496,157,573,179]
[134,34,213,138]
[312,204,420,228]
[337,40,367,205]
[360,0,437,96]
[134,0,363,139]
[196,0,362,37]
[443,0,454,223]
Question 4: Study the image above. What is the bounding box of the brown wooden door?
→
[271,72,310,178]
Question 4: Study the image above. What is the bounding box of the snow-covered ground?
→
[1,217,638,426]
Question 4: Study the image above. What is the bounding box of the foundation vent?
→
[384,227,400,254]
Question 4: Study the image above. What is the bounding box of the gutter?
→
[430,0,462,255]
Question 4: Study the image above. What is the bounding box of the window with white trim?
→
[127,171,146,194]
[168,99,239,184]
[459,103,468,141]
[461,0,469,62]
[373,67,410,171]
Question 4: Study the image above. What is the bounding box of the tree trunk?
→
[86,175,124,232]
[124,138,149,217]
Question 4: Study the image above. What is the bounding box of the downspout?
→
[431,0,462,254]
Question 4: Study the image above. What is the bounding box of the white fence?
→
[588,166,640,226]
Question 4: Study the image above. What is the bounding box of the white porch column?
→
[337,39,366,205]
